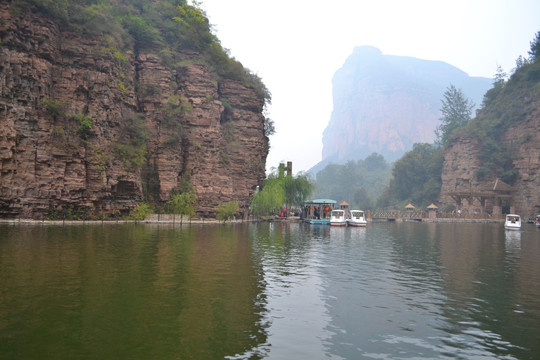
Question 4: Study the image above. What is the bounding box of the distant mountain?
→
[309,46,491,174]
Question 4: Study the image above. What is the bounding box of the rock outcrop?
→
[439,64,540,217]
[0,3,268,218]
[316,46,491,172]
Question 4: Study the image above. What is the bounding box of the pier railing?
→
[369,210,504,221]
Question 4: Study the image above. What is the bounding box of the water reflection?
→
[0,224,267,360]
[505,230,521,253]
[1,222,539,359]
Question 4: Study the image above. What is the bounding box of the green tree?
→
[172,2,215,51]
[166,192,197,217]
[216,201,239,222]
[435,85,475,147]
[128,203,153,222]
[250,178,284,216]
[250,169,313,216]
[283,173,313,208]
[493,65,507,87]
[528,30,540,62]
[380,143,443,207]
[122,14,162,50]
[482,66,508,108]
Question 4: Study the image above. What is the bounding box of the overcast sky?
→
[200,0,540,174]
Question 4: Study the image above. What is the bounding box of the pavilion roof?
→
[493,178,514,192]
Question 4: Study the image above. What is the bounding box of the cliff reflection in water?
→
[0,224,267,360]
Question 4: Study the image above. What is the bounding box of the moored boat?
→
[536,215,540,228]
[330,209,347,226]
[348,210,367,227]
[504,214,521,230]
[303,199,336,225]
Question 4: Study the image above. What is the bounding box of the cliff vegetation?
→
[9,0,270,102]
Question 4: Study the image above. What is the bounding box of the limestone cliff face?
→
[318,46,491,171]
[0,4,267,218]
[439,66,540,217]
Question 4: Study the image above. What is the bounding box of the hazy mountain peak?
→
[311,47,491,173]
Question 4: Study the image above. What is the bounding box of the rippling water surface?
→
[1,222,539,359]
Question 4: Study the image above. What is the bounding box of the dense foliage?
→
[10,0,271,103]
[377,144,443,209]
[216,200,239,221]
[311,153,391,210]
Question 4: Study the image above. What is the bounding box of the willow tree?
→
[250,171,313,216]
[283,173,313,208]
[250,177,284,216]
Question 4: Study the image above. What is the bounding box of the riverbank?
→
[0,217,255,226]
[262,216,506,224]
[0,216,506,226]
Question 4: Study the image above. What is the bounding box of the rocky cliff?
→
[439,61,540,217]
[317,46,491,172]
[0,3,268,218]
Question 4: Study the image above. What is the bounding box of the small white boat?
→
[504,214,521,231]
[330,210,347,226]
[348,210,367,227]
[536,215,540,228]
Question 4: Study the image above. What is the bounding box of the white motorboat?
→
[348,210,367,227]
[536,215,540,228]
[330,209,347,226]
[504,214,521,230]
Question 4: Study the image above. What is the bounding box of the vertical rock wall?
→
[0,4,268,218]
[439,84,540,217]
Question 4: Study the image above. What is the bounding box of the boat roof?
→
[306,199,337,204]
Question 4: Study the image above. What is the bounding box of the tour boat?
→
[348,210,367,227]
[330,209,347,226]
[303,199,336,225]
[504,214,521,231]
[536,215,540,228]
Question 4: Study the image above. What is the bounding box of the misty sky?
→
[200,0,540,173]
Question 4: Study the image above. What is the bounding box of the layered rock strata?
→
[439,86,540,217]
[0,4,268,218]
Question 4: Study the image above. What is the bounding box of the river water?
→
[0,222,539,359]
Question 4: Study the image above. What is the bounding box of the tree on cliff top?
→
[528,30,540,62]
[10,0,271,104]
[434,85,475,147]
